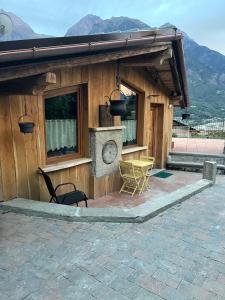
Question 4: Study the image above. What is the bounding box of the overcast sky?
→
[1,0,225,55]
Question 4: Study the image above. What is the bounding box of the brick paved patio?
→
[1,175,225,299]
[87,170,202,208]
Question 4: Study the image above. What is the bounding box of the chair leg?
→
[131,185,137,196]
[120,179,141,196]
[139,177,147,194]
[144,176,151,190]
[119,182,126,193]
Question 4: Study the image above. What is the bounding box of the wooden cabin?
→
[0,29,188,202]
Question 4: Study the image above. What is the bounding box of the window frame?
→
[43,86,84,164]
[120,81,140,148]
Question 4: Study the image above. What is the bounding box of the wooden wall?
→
[0,61,173,202]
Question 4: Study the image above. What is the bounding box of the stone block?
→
[203,161,217,184]
[89,126,124,178]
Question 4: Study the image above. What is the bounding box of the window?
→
[120,83,138,147]
[44,87,83,163]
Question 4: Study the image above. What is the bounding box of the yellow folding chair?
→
[119,161,144,196]
[140,155,155,166]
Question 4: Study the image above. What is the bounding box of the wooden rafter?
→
[120,48,172,67]
[145,67,172,96]
[0,44,170,82]
[0,72,56,95]
[169,55,182,97]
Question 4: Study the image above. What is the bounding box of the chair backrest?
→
[38,167,56,198]
[119,161,145,178]
[140,156,155,166]
[119,161,135,177]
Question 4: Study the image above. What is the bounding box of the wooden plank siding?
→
[0,61,173,201]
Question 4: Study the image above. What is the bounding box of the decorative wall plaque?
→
[102,140,118,164]
[90,126,124,178]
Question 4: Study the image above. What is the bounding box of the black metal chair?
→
[38,168,88,207]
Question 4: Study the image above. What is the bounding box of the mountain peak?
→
[160,22,177,29]
[65,15,151,36]
[90,15,150,34]
[66,14,102,36]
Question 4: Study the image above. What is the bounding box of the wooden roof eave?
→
[0,44,171,83]
[172,39,189,107]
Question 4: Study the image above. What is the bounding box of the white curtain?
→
[45,119,76,152]
[122,120,137,143]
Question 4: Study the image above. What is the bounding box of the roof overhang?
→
[0,29,189,107]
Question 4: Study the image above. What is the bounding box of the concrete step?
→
[167,161,225,170]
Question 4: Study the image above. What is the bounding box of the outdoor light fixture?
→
[147,94,160,99]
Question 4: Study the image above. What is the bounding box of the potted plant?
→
[105,88,127,116]
[18,114,35,134]
[182,113,190,120]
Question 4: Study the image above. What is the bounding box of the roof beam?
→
[0,72,56,95]
[121,48,172,67]
[145,67,172,96]
[0,44,170,82]
[169,54,182,98]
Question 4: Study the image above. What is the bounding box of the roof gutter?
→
[0,33,182,63]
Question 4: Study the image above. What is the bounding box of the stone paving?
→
[0,176,225,300]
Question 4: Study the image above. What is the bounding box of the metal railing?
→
[173,119,225,139]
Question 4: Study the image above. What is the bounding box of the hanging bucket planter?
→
[105,89,127,116]
[18,114,35,134]
[182,113,190,120]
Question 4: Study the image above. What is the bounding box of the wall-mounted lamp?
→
[146,94,159,100]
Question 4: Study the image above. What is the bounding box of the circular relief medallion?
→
[102,140,118,164]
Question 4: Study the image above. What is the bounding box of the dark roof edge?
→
[173,38,189,107]
[0,29,176,51]
[0,31,182,64]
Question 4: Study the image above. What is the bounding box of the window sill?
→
[122,146,148,155]
[40,158,92,173]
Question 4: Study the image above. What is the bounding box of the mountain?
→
[183,36,225,123]
[67,15,225,124]
[0,9,50,41]
[66,14,102,36]
[66,15,150,36]
[160,22,225,122]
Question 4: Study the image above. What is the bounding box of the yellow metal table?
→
[124,159,153,168]
[124,159,154,193]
